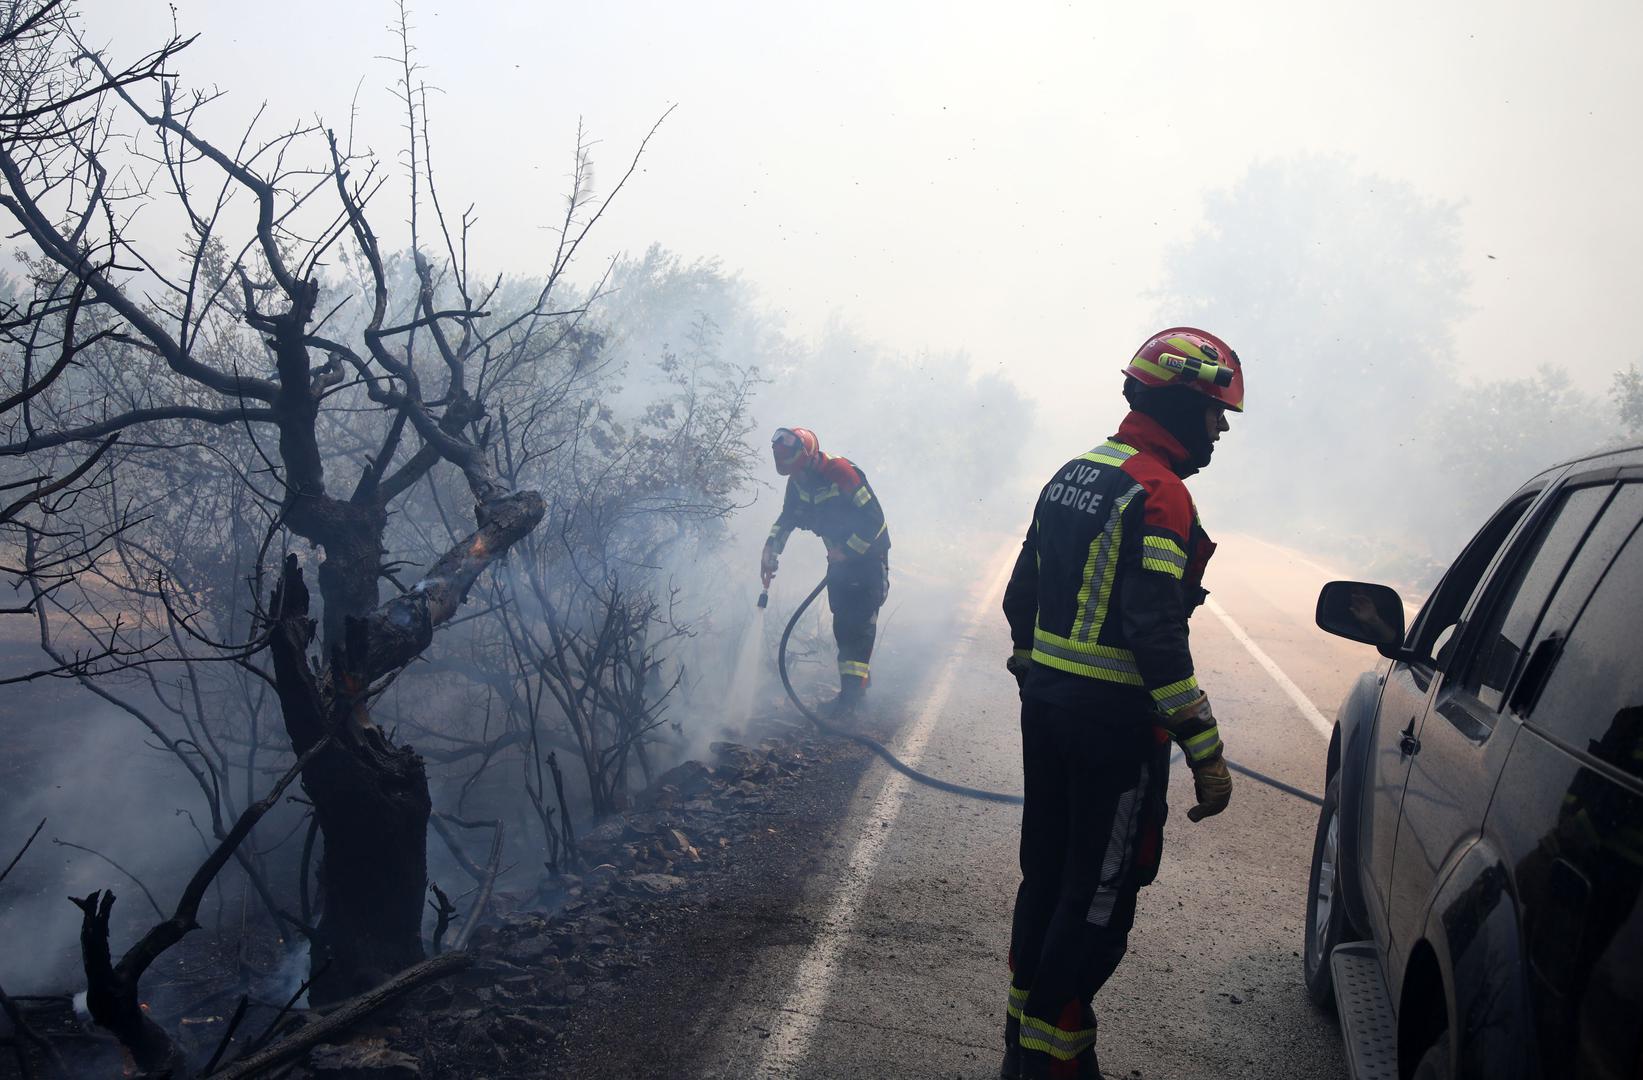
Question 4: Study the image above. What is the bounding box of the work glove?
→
[1186,755,1232,822]
[1005,652,1030,691]
[760,542,779,588]
[1158,692,1232,822]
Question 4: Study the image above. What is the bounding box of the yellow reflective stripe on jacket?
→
[1006,983,1029,1021]
[852,486,872,507]
[1077,439,1139,469]
[1180,725,1223,763]
[1070,483,1143,641]
[768,524,793,552]
[844,522,887,555]
[796,484,843,503]
[1150,675,1200,713]
[839,660,870,679]
[1140,534,1188,579]
[1018,1013,1098,1061]
[1011,646,1031,662]
[1031,627,1143,685]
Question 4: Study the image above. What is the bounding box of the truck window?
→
[1530,484,1643,657]
[1455,485,1611,712]
[1412,493,1535,670]
[1526,513,1643,780]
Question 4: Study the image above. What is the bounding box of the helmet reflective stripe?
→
[1128,356,1178,382]
[1123,326,1245,412]
[1163,335,1214,362]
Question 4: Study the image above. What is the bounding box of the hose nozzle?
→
[757,590,769,609]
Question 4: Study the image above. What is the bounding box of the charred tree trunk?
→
[269,491,543,1003]
[310,507,388,649]
[305,722,431,1000]
[72,891,188,1076]
[269,564,428,1004]
[68,736,325,1076]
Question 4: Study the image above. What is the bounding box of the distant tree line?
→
[1157,156,1636,587]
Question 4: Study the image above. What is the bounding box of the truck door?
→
[1362,491,1539,950]
[1388,481,1613,967]
[1484,481,1643,1077]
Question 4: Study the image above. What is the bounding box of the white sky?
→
[82,0,1643,444]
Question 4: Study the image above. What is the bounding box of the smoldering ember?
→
[2,2,1642,1079]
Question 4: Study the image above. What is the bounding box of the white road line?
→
[754,541,1020,1076]
[1204,596,1333,740]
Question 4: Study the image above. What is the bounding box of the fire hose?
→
[774,575,1324,809]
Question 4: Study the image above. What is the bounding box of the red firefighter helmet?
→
[772,427,819,475]
[1122,327,1245,412]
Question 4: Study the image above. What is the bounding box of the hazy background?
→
[2,0,1640,999]
[79,0,1643,459]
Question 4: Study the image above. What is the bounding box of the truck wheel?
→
[1304,772,1358,1008]
[1411,1032,1451,1080]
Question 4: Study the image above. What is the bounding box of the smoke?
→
[0,232,1037,999]
[0,694,235,993]
[264,940,311,1009]
[1154,156,1629,589]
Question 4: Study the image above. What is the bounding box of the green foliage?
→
[1615,364,1643,438]
[1420,366,1609,563]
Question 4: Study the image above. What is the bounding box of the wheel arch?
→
[1331,669,1385,936]
[1397,939,1448,1079]
[1413,841,1536,1080]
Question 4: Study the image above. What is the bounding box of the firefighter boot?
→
[1019,1004,1102,1080]
[825,673,867,717]
[1001,1014,1022,1080]
[1019,1049,1103,1080]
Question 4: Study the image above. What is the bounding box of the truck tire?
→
[1304,772,1359,1009]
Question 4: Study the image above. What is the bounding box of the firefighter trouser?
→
[825,551,889,684]
[1007,695,1170,1067]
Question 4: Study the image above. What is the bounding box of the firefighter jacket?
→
[1003,411,1216,716]
[768,454,890,561]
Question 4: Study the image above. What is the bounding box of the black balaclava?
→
[1124,380,1214,477]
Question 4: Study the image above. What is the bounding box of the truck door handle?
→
[1399,718,1421,757]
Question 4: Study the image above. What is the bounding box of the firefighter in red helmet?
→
[762,427,891,714]
[998,329,1242,1079]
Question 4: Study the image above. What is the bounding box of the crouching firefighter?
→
[998,328,1243,1079]
[761,427,890,715]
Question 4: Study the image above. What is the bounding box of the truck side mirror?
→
[1316,581,1410,660]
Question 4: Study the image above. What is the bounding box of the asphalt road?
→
[697,532,1382,1080]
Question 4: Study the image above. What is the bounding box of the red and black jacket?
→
[1003,412,1215,714]
[768,454,890,560]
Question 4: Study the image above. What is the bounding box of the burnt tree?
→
[0,1,661,1002]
